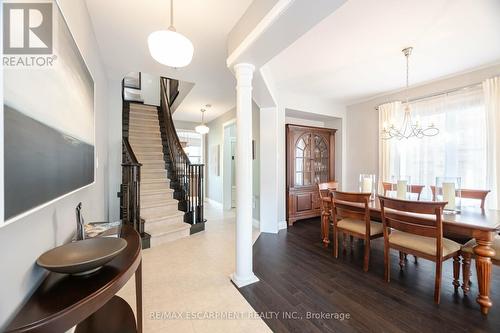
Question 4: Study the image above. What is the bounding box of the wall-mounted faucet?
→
[75,202,85,241]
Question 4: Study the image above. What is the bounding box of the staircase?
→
[128,103,191,247]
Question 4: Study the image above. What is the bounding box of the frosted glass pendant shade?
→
[195,124,209,134]
[148,29,194,68]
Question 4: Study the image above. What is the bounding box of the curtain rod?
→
[374,81,482,111]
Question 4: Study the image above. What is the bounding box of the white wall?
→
[140,72,160,106]
[107,78,122,222]
[0,0,109,328]
[206,103,260,220]
[345,63,500,191]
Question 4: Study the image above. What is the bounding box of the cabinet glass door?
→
[295,133,329,186]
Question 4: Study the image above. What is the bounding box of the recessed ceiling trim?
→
[226,0,293,68]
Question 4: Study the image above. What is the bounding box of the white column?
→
[231,63,259,288]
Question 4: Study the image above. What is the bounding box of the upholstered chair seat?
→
[389,230,461,257]
[337,218,383,236]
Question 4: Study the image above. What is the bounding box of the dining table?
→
[322,197,500,315]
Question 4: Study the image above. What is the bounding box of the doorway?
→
[223,121,236,210]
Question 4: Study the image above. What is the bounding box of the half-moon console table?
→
[5,225,143,333]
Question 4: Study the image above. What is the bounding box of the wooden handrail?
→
[159,77,205,229]
[122,137,141,166]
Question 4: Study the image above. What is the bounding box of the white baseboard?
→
[205,198,223,209]
[278,220,288,230]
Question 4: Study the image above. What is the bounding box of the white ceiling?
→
[267,0,500,106]
[85,0,252,122]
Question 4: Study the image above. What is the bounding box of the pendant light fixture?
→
[195,108,209,134]
[148,0,194,68]
[381,47,439,139]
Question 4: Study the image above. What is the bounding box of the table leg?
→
[473,237,495,315]
[135,259,143,332]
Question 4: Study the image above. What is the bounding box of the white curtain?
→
[484,76,500,209]
[379,86,487,201]
[378,101,401,189]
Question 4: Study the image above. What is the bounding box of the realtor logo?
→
[3,2,53,54]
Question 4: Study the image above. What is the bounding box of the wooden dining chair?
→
[331,191,383,272]
[379,196,462,304]
[382,182,425,200]
[430,186,490,209]
[318,182,338,246]
[460,235,500,294]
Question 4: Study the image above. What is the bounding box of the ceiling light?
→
[195,108,209,134]
[382,47,439,140]
[148,0,193,68]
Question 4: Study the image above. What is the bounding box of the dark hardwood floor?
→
[238,218,500,333]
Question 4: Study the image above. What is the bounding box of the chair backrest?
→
[318,181,338,199]
[378,195,447,256]
[430,186,490,209]
[382,182,393,196]
[382,182,425,199]
[331,191,371,227]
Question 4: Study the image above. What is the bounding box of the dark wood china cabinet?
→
[286,124,336,225]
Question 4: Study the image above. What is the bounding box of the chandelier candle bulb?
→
[397,180,407,199]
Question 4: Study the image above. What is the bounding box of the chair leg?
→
[349,235,354,253]
[342,233,347,254]
[321,214,329,247]
[414,256,418,263]
[404,253,408,261]
[333,227,338,258]
[363,239,370,272]
[398,252,405,270]
[384,245,390,282]
[434,260,443,304]
[452,255,460,292]
[462,252,472,295]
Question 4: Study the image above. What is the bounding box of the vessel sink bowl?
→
[37,237,127,275]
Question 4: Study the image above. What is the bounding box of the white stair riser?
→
[142,204,179,219]
[129,125,160,132]
[141,182,170,191]
[129,110,158,121]
[129,136,161,146]
[141,191,174,201]
[142,198,177,209]
[132,145,163,153]
[142,171,167,179]
[145,215,184,232]
[129,112,158,123]
[129,130,161,137]
[139,160,165,166]
[150,227,190,247]
[130,109,158,116]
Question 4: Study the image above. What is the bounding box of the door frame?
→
[222,119,236,210]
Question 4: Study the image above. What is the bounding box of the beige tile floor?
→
[118,202,271,333]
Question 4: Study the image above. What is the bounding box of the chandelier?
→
[382,47,439,140]
[148,0,194,68]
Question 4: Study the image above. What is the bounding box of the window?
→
[386,85,486,198]
[177,130,203,164]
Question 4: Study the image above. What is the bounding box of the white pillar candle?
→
[362,177,372,193]
[397,180,407,199]
[442,182,456,210]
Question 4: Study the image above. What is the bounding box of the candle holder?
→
[435,177,461,214]
[359,174,376,201]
